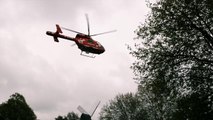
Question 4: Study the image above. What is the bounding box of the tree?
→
[99,92,148,120]
[0,93,37,120]
[130,0,213,119]
[67,112,79,120]
[55,112,79,120]
[55,116,66,120]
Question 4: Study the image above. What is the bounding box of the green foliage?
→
[129,0,213,119]
[100,0,213,119]
[55,116,65,120]
[67,112,79,120]
[55,112,79,120]
[173,92,212,120]
[0,93,37,120]
[99,93,148,120]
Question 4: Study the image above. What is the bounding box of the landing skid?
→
[80,51,96,58]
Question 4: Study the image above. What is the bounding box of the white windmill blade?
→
[91,101,101,117]
[77,105,88,114]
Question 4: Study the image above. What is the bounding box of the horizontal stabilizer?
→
[53,36,59,42]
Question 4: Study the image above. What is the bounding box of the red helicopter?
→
[46,14,116,58]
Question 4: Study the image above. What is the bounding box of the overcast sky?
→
[0,0,150,119]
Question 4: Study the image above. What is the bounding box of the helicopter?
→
[46,14,116,58]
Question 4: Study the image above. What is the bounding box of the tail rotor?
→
[53,24,63,42]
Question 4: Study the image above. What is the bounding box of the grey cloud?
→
[0,0,147,119]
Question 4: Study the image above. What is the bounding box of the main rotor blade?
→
[61,27,83,34]
[85,14,90,36]
[90,30,117,37]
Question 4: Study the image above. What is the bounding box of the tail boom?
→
[46,24,75,42]
[46,31,75,41]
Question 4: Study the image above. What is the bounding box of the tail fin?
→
[56,24,63,34]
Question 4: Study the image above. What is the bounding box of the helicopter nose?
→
[101,46,105,53]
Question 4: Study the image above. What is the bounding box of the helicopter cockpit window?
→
[88,39,94,43]
[96,41,102,47]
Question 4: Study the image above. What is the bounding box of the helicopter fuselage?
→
[75,34,105,54]
[46,31,105,54]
